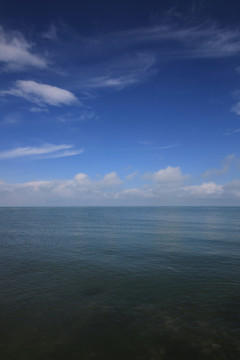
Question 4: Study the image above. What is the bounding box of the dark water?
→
[0,207,239,360]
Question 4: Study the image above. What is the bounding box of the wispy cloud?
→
[231,101,240,115]
[152,144,179,150]
[72,22,240,64]
[110,23,240,59]
[3,80,78,106]
[203,154,240,177]
[29,106,49,113]
[0,26,47,70]
[229,90,240,117]
[58,109,98,123]
[42,24,57,40]
[84,75,137,90]
[0,144,83,160]
[43,149,84,159]
[1,113,21,125]
[80,52,156,90]
[224,128,240,135]
[138,140,154,146]
[47,22,240,97]
[138,141,179,150]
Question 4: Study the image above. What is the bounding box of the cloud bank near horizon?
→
[0,165,239,206]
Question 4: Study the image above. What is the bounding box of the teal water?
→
[0,207,239,359]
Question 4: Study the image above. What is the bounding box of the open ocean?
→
[0,207,239,359]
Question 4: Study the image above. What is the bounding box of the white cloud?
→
[120,188,153,199]
[1,168,240,206]
[143,166,188,182]
[126,171,138,180]
[3,80,78,106]
[0,171,128,206]
[99,172,123,187]
[72,172,122,192]
[0,26,47,70]
[2,159,240,205]
[184,182,223,196]
[0,144,83,159]
[0,171,123,206]
[74,173,90,184]
[21,180,52,191]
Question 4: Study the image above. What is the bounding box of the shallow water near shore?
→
[0,206,239,359]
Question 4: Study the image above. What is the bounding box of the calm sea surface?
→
[0,207,239,359]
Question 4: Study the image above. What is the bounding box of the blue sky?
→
[1,0,240,205]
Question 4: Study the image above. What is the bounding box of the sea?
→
[0,207,239,360]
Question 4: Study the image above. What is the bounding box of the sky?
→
[1,0,240,206]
